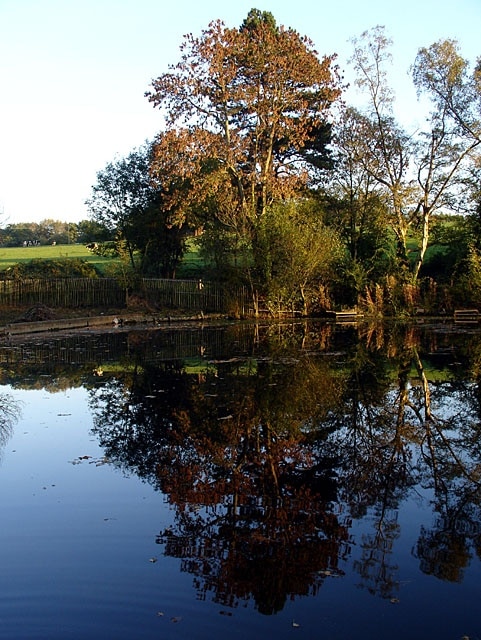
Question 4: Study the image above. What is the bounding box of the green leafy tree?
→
[76,219,113,244]
[256,199,344,315]
[85,143,188,277]
[1,222,40,247]
[85,145,154,269]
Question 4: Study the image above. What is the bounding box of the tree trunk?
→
[413,205,430,282]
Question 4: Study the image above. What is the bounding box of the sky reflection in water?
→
[0,321,480,639]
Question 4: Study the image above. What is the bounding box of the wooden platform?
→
[334,310,363,322]
[454,309,479,323]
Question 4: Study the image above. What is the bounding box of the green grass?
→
[0,240,206,279]
[176,238,205,279]
[0,244,119,276]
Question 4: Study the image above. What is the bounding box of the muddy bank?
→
[0,311,226,338]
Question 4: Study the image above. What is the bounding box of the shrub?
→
[1,258,100,279]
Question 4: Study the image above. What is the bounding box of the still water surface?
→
[0,320,480,639]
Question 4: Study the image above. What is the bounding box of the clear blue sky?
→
[1,0,479,224]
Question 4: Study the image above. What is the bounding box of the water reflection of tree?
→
[413,368,481,583]
[361,326,481,587]
[317,324,481,596]
[0,391,21,459]
[90,351,354,614]
[87,322,481,609]
[318,333,416,600]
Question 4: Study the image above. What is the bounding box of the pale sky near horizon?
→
[1,0,480,224]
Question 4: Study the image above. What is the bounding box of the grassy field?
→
[0,240,205,278]
[0,243,119,276]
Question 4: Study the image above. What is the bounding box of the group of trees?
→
[85,9,481,315]
[0,219,111,247]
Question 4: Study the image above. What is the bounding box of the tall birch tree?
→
[348,28,481,282]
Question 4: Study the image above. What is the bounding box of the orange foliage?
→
[146,15,343,230]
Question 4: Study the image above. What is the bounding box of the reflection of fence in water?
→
[127,326,232,362]
[0,325,256,366]
[0,333,129,365]
[0,278,251,314]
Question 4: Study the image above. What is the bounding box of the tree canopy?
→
[85,143,188,277]
[145,10,342,231]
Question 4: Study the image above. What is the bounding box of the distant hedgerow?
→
[1,258,101,279]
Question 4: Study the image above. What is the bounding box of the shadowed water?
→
[0,319,480,639]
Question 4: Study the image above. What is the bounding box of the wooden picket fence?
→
[0,278,125,308]
[140,278,250,314]
[0,277,251,315]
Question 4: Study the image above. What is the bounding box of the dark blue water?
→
[0,321,480,639]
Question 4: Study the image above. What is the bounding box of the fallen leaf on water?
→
[316,568,344,578]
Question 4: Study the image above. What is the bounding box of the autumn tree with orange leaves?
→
[145,9,343,257]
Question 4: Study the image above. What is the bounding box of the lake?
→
[0,319,480,639]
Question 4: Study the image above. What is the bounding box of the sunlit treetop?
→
[240,8,277,33]
[146,9,343,225]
